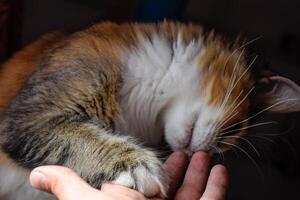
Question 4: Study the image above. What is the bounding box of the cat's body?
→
[0,21,299,200]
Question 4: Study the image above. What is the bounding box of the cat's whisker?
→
[219,86,255,128]
[219,55,256,120]
[218,140,264,179]
[255,133,299,167]
[240,36,263,48]
[218,48,245,117]
[218,141,253,161]
[246,135,275,144]
[209,144,225,161]
[246,122,295,145]
[218,89,244,125]
[226,89,244,111]
[229,49,244,86]
[230,56,257,94]
[222,35,262,73]
[218,46,257,125]
[226,36,262,65]
[217,55,256,127]
[216,135,260,157]
[220,98,296,131]
[221,49,245,110]
[227,86,255,117]
[216,111,239,130]
[220,121,276,134]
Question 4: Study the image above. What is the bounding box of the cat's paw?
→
[111,154,169,198]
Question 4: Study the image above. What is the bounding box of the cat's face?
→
[163,37,252,155]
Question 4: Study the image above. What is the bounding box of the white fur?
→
[116,31,224,154]
[112,164,167,197]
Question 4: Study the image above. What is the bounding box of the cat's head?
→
[162,34,300,155]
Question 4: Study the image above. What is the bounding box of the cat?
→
[0,21,299,200]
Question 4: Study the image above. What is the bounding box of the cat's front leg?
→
[88,131,169,198]
[1,119,168,198]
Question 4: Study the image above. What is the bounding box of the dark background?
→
[0,0,299,199]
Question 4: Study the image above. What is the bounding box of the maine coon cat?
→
[0,21,299,199]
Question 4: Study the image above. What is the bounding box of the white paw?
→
[112,161,169,197]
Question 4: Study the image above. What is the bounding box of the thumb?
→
[29,166,96,200]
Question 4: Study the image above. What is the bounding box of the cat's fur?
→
[0,32,66,112]
[0,21,299,199]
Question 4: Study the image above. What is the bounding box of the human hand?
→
[164,152,228,200]
[29,152,228,200]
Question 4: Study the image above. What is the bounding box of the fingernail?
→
[30,171,46,190]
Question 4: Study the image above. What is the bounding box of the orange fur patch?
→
[0,32,65,111]
[198,34,252,124]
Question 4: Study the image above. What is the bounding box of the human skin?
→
[29,152,228,200]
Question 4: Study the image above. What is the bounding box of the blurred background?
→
[0,0,299,199]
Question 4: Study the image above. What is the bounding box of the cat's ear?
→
[252,74,300,113]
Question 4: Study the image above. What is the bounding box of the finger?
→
[201,165,228,200]
[101,183,147,200]
[163,151,189,197]
[30,166,97,200]
[174,152,210,200]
